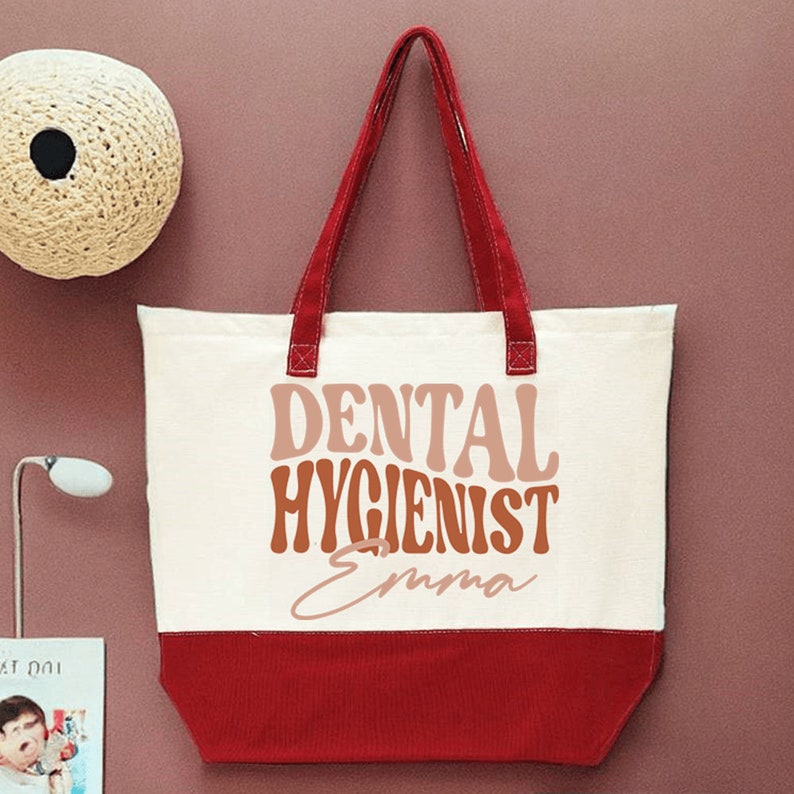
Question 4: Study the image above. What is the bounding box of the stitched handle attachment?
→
[287,26,536,377]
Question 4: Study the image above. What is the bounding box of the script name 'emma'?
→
[269,383,560,556]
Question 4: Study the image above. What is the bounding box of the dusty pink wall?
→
[1,1,792,792]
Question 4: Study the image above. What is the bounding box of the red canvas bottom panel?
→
[159,629,662,765]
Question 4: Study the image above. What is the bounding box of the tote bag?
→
[139,26,676,765]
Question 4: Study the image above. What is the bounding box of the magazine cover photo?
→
[0,638,103,794]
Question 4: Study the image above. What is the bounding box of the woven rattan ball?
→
[0,49,182,278]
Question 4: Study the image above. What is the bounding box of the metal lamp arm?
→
[12,456,49,638]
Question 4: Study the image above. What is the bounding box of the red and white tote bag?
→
[139,26,676,764]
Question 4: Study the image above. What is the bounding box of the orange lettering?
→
[489,487,524,553]
[525,484,559,554]
[270,461,314,552]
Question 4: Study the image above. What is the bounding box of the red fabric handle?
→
[288,26,537,377]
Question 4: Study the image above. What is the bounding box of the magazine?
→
[0,638,104,793]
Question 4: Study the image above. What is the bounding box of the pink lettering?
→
[290,539,538,621]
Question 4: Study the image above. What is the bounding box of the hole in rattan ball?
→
[29,128,76,180]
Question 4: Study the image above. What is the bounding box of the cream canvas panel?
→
[139,304,676,633]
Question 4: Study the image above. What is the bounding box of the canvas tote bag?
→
[139,26,676,765]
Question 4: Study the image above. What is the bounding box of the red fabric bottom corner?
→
[159,629,662,764]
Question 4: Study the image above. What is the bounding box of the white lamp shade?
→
[47,456,113,497]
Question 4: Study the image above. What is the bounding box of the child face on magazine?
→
[0,711,47,771]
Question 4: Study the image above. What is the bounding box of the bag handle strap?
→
[287,25,537,377]
[292,26,502,316]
